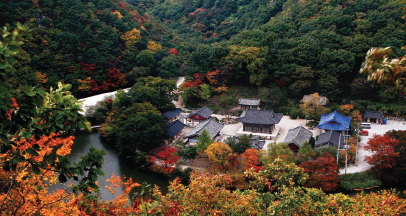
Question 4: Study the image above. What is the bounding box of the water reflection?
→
[51,132,169,201]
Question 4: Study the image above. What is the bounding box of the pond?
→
[51,132,170,201]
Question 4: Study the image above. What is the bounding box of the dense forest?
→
[2,0,406,105]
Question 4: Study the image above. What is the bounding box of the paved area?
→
[339,120,406,174]
[78,88,130,114]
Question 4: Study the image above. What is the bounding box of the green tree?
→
[125,67,151,86]
[182,145,197,159]
[113,77,176,111]
[157,55,179,78]
[182,86,201,105]
[100,102,167,155]
[298,141,313,162]
[136,50,156,68]
[195,129,214,152]
[228,134,252,154]
[261,142,296,165]
[259,87,286,108]
[200,84,211,102]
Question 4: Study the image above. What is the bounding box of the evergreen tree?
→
[196,129,214,152]
[228,134,252,154]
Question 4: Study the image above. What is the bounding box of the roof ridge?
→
[329,130,333,141]
[293,126,301,144]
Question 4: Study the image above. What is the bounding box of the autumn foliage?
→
[179,73,205,90]
[365,134,400,176]
[80,62,96,76]
[0,133,77,215]
[299,152,339,191]
[170,48,179,55]
[35,71,48,83]
[98,68,124,91]
[88,79,100,94]
[120,28,141,47]
[205,142,233,168]
[241,149,264,172]
[339,104,354,115]
[151,147,180,174]
[147,41,162,53]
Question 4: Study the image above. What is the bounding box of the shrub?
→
[338,170,382,191]
[182,145,197,159]
[289,107,301,119]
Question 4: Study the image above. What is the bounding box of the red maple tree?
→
[153,147,180,174]
[88,79,100,94]
[299,152,339,191]
[241,149,264,172]
[80,62,96,76]
[106,68,124,88]
[100,81,110,91]
[180,73,205,90]
[170,48,179,55]
[365,134,400,176]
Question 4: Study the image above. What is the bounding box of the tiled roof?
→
[187,106,214,119]
[162,109,182,119]
[236,109,283,125]
[229,136,266,150]
[167,120,186,138]
[284,126,313,148]
[251,137,266,149]
[315,130,344,149]
[317,111,351,131]
[364,110,383,119]
[302,95,329,105]
[238,98,261,106]
[184,119,224,139]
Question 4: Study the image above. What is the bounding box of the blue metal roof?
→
[163,109,182,119]
[317,111,351,131]
[167,120,186,138]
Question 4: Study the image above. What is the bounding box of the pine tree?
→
[196,129,213,152]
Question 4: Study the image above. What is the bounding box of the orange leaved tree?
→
[241,149,264,172]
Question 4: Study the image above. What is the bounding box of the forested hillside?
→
[2,0,406,105]
[141,0,406,103]
[0,0,176,97]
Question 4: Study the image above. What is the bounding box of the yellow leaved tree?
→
[300,92,328,121]
[77,77,91,92]
[205,142,233,172]
[113,11,123,19]
[147,41,162,53]
[120,28,141,48]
